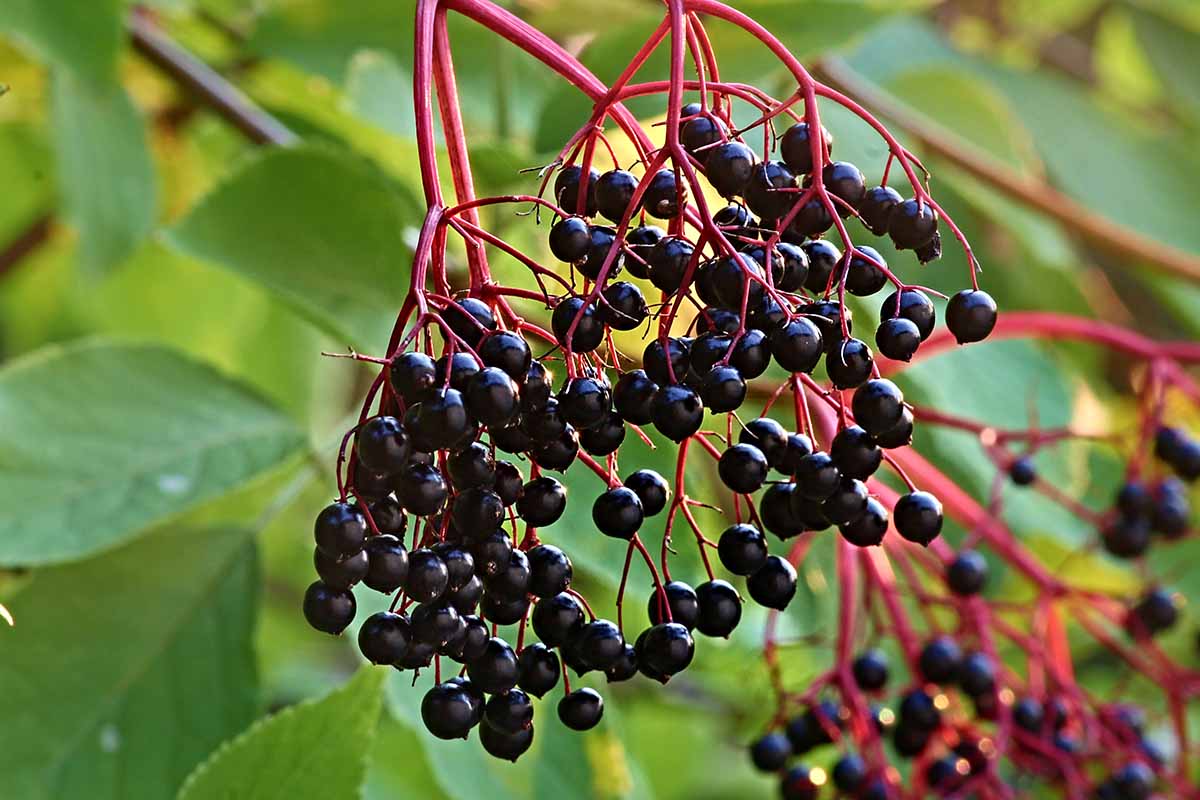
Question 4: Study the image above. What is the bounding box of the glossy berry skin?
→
[747,555,797,610]
[442,297,496,350]
[612,370,658,425]
[592,486,644,539]
[800,240,840,294]
[578,225,624,281]
[779,765,821,800]
[362,534,409,592]
[845,246,887,296]
[410,388,470,450]
[823,160,866,211]
[576,619,626,671]
[314,502,368,560]
[303,581,356,634]
[624,224,665,279]
[479,722,534,762]
[594,168,640,223]
[643,337,691,386]
[874,407,914,450]
[946,289,998,344]
[517,643,561,697]
[749,732,792,772]
[646,235,694,294]
[355,416,410,475]
[744,161,796,220]
[430,542,474,592]
[527,544,572,597]
[1103,515,1151,558]
[887,198,938,250]
[700,365,746,413]
[882,289,936,340]
[705,141,757,198]
[875,317,922,362]
[759,483,807,539]
[857,185,903,235]
[769,318,824,374]
[314,547,368,590]
[794,452,840,500]
[650,384,704,442]
[681,113,725,154]
[894,491,944,545]
[821,477,869,526]
[826,338,874,389]
[839,497,889,547]
[730,329,771,379]
[480,330,532,380]
[600,281,648,331]
[451,487,505,533]
[694,579,742,637]
[551,297,604,353]
[919,636,962,684]
[558,688,605,731]
[958,651,996,697]
[580,412,625,460]
[1129,588,1179,636]
[485,549,532,601]
[852,379,905,436]
[899,688,941,731]
[558,376,611,431]
[738,417,788,465]
[775,433,814,475]
[447,442,495,490]
[390,352,437,404]
[554,164,598,216]
[421,682,478,740]
[445,614,488,661]
[1009,456,1036,486]
[947,549,989,595]
[644,168,684,218]
[831,753,868,794]
[830,425,882,480]
[646,581,700,629]
[624,469,669,516]
[483,689,533,736]
[531,592,585,647]
[638,622,695,677]
[405,549,449,604]
[493,461,523,506]
[718,523,769,575]
[548,216,591,263]
[513,476,566,528]
[605,645,639,683]
[852,649,888,691]
[780,121,831,175]
[411,601,462,648]
[467,637,520,694]
[435,351,479,392]
[529,427,579,472]
[718,443,769,494]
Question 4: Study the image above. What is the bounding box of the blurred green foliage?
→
[0,0,1198,797]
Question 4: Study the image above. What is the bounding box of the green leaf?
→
[0,0,122,82]
[51,72,157,277]
[1129,7,1200,115]
[177,667,385,800]
[0,524,259,800]
[0,339,305,565]
[166,145,416,351]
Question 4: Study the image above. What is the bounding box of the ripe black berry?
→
[894,490,943,545]
[431,542,475,591]
[844,246,887,296]
[484,689,533,736]
[780,121,831,175]
[527,543,573,597]
[769,318,824,374]
[613,370,658,424]
[1129,588,1179,636]
[559,376,612,430]
[578,224,624,280]
[719,443,769,494]
[493,461,523,506]
[447,442,495,490]
[946,289,998,344]
[830,425,882,480]
[647,580,700,629]
[779,765,821,800]
[899,688,940,730]
[823,160,867,211]
[442,297,496,350]
[421,682,478,740]
[759,482,807,539]
[700,365,746,412]
[314,502,368,560]
[875,317,921,362]
[839,496,888,547]
[548,216,591,263]
[718,523,769,575]
[625,224,665,279]
[681,113,725,155]
[643,337,691,386]
[314,547,368,590]
[600,281,648,331]
[485,549,532,600]
[451,486,504,533]
[919,636,962,684]
[467,637,520,694]
[650,383,704,442]
[749,732,792,772]
[857,185,902,235]
[882,288,936,340]
[637,622,695,677]
[554,164,598,217]
[826,338,874,389]
[794,451,840,500]
[479,721,534,761]
[887,198,938,250]
[551,297,604,353]
[390,352,437,404]
[873,407,914,449]
[356,416,410,475]
[396,462,447,517]
[831,753,868,794]
[852,378,905,436]
[558,688,604,731]
[729,329,771,378]
[362,534,409,592]
[624,469,669,516]
[410,387,470,449]
[405,548,449,603]
[821,477,869,526]
[531,592,585,646]
[575,619,625,670]
[800,240,840,294]
[852,648,888,691]
[605,644,639,683]
[592,486,644,539]
[303,581,356,634]
[473,531,513,577]
[747,555,797,610]
[479,330,532,380]
[646,235,694,294]
[529,427,579,472]
[411,601,462,647]
[517,642,560,697]
[947,549,988,595]
[705,141,757,197]
[595,169,639,223]
[1103,515,1151,558]
[744,161,796,220]
[694,579,742,637]
[644,168,685,218]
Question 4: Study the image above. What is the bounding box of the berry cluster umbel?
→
[298,0,1200,795]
